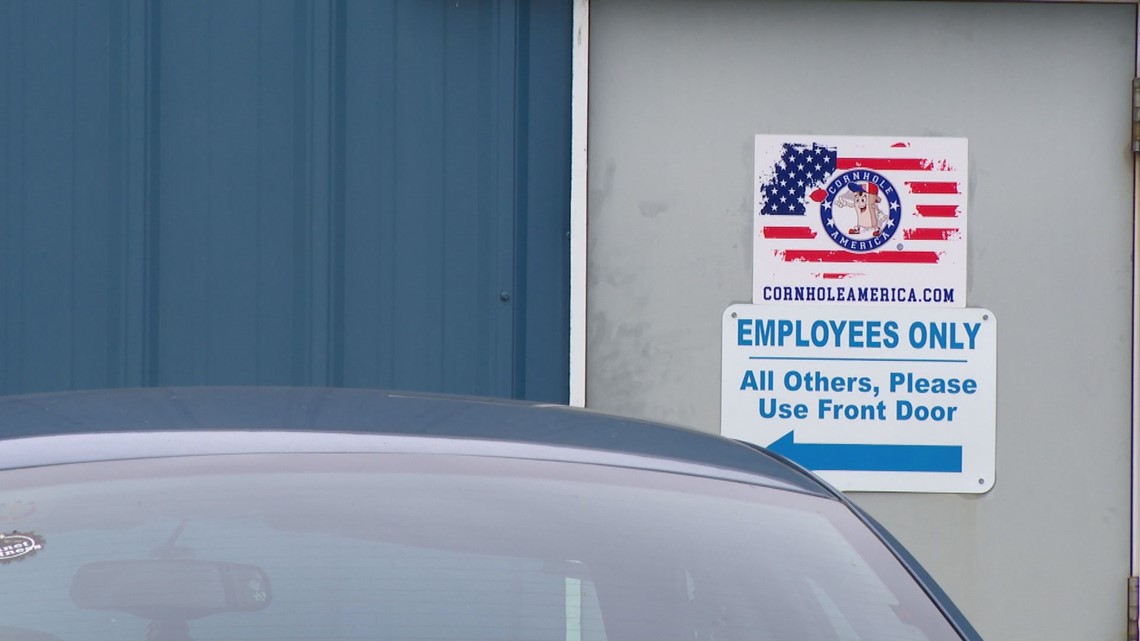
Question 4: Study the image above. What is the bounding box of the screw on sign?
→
[0,532,44,563]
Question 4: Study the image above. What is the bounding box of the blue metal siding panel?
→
[441,1,513,397]
[151,0,347,387]
[341,1,520,398]
[1,1,25,392]
[340,0,393,388]
[116,0,151,389]
[0,0,134,393]
[0,3,10,393]
[257,0,309,384]
[18,0,79,391]
[72,1,117,390]
[155,0,302,385]
[0,0,571,401]
[391,1,449,392]
[518,0,573,402]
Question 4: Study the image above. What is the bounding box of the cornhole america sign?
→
[754,136,967,307]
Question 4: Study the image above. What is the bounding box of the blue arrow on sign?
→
[767,431,963,473]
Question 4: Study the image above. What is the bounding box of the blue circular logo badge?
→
[819,170,902,252]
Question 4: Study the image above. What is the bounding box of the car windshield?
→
[0,451,962,641]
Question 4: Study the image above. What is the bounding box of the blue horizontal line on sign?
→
[748,356,968,364]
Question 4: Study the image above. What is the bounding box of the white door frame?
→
[569,0,589,407]
[1130,0,1140,579]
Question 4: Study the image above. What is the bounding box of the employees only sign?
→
[721,304,996,493]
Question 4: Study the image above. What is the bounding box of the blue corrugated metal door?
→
[0,0,571,401]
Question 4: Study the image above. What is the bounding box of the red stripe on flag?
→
[915,205,959,218]
[763,226,816,239]
[836,158,934,171]
[780,250,940,264]
[906,181,959,194]
[903,228,959,241]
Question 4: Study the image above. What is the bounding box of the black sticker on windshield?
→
[0,532,43,564]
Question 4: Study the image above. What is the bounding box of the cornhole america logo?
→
[815,170,902,252]
[754,135,967,297]
[757,143,903,253]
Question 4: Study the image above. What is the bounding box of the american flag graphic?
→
[753,136,967,305]
[760,143,837,216]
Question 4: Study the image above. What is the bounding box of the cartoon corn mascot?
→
[834,182,885,237]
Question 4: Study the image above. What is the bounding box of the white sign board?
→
[754,135,967,307]
[721,304,996,493]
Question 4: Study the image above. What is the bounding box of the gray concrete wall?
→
[586,1,1135,639]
